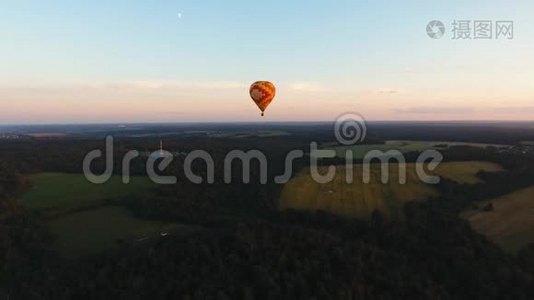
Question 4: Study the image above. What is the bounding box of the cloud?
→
[158,111,185,116]
[377,89,400,94]
[396,106,476,114]
[397,105,534,116]
[492,106,534,113]
[93,80,248,90]
[403,64,469,74]
[288,82,327,93]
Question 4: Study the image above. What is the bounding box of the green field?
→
[21,173,155,213]
[463,186,534,253]
[318,140,511,159]
[280,161,502,219]
[49,206,188,258]
[19,173,187,258]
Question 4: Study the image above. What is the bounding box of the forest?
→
[2,127,534,299]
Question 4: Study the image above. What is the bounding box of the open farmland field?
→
[319,140,511,160]
[21,173,155,213]
[280,161,503,219]
[18,173,190,258]
[432,161,503,184]
[49,206,190,258]
[463,186,534,253]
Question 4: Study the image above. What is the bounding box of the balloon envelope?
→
[249,81,276,116]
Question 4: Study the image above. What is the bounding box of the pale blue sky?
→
[1,0,533,123]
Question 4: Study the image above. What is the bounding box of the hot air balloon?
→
[249,81,276,116]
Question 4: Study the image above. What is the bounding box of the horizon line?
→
[2,119,534,127]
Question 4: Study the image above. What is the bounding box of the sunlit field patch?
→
[463,186,534,253]
[280,161,503,219]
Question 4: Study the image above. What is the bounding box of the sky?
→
[1,0,534,124]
